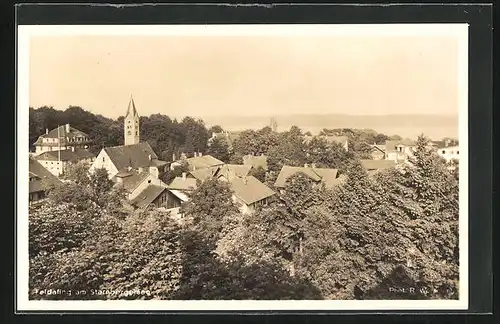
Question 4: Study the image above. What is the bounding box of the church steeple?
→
[124,95,140,146]
[125,94,138,118]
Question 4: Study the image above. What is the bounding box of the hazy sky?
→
[29,34,459,119]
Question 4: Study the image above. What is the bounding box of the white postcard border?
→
[16,23,469,311]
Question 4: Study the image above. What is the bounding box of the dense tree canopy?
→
[29,107,211,159]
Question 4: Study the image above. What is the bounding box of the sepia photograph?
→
[17,23,469,311]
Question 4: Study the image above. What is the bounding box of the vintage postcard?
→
[17,23,468,311]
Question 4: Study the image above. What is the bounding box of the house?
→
[29,157,62,204]
[436,145,459,163]
[274,164,340,190]
[214,164,253,181]
[369,144,386,160]
[33,123,92,155]
[187,166,220,182]
[35,147,96,177]
[90,96,168,179]
[170,154,224,172]
[169,163,275,215]
[360,159,396,171]
[168,173,199,192]
[303,135,349,151]
[113,168,168,200]
[90,142,168,179]
[242,154,268,171]
[226,175,276,215]
[384,139,416,162]
[130,185,188,210]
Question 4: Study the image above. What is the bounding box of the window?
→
[148,180,151,184]
[457,150,459,154]
[136,131,138,136]
[128,120,131,124]
[102,157,105,162]
[442,150,446,154]
[127,131,131,135]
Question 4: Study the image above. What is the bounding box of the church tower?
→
[124,95,140,146]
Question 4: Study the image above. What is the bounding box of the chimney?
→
[116,177,123,185]
[182,172,186,181]
[127,166,132,172]
[138,166,144,173]
[45,128,48,134]
[198,152,202,157]
[304,163,309,168]
[172,153,176,162]
[181,152,187,160]
[148,154,152,161]
[193,152,197,158]
[65,123,70,133]
[71,146,75,152]
[311,163,316,168]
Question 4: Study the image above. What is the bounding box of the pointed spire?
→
[125,94,138,118]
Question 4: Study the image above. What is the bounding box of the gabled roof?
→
[370,145,386,154]
[243,154,268,170]
[168,177,198,191]
[34,124,90,146]
[360,159,397,171]
[103,142,165,171]
[29,157,62,193]
[229,176,275,205]
[189,166,219,181]
[114,170,151,192]
[274,165,339,188]
[215,164,253,181]
[183,155,224,170]
[311,168,339,189]
[130,185,166,209]
[169,189,190,202]
[35,148,95,162]
[385,139,416,152]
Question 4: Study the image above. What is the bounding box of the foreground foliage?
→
[29,135,459,300]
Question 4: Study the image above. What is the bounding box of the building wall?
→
[151,190,170,208]
[37,156,95,177]
[124,114,140,146]
[38,160,65,177]
[371,150,385,160]
[29,191,45,203]
[437,146,459,163]
[90,149,119,178]
[166,191,183,209]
